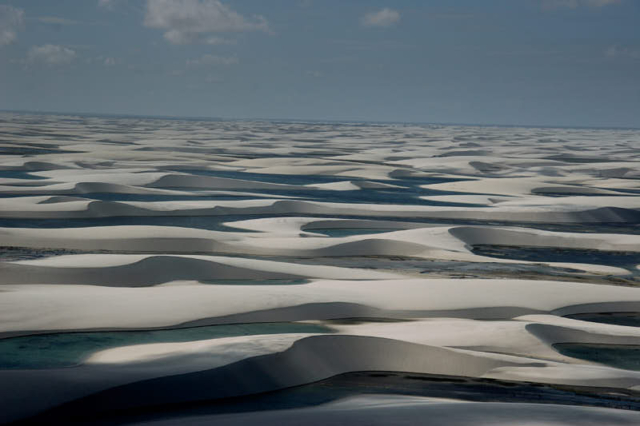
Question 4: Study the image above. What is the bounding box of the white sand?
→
[0,113,639,424]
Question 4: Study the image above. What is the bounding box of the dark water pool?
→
[84,192,263,202]
[0,246,82,261]
[472,245,640,272]
[32,370,640,425]
[0,187,484,207]
[168,169,467,187]
[1,215,638,236]
[565,312,640,328]
[0,147,71,156]
[553,343,640,371]
[168,169,352,186]
[150,169,479,207]
[0,170,47,180]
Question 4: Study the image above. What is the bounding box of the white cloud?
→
[144,0,269,45]
[186,53,238,66]
[606,45,640,59]
[163,29,196,45]
[103,56,118,66]
[161,31,236,46]
[541,0,621,10]
[86,55,121,66]
[27,44,76,65]
[361,8,400,28]
[0,5,24,47]
[98,0,117,9]
[204,36,236,45]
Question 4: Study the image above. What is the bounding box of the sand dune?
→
[1,113,639,424]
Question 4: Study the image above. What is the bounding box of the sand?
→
[0,112,639,424]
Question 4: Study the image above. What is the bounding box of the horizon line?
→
[1,108,639,132]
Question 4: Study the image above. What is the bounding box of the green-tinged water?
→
[0,322,332,370]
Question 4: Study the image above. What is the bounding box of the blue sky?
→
[0,0,638,127]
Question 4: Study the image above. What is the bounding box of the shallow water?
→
[0,246,82,261]
[199,279,310,285]
[0,170,46,180]
[279,256,595,280]
[84,192,263,202]
[0,322,332,369]
[1,214,638,235]
[33,371,640,425]
[0,187,484,207]
[553,343,640,371]
[303,228,396,237]
[169,168,356,185]
[2,114,640,424]
[0,147,69,156]
[472,245,640,272]
[152,168,480,207]
[564,312,640,328]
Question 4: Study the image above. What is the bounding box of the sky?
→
[0,0,638,128]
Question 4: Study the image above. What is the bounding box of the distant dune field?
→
[1,113,640,425]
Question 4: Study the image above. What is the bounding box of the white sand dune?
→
[1,113,639,424]
[0,333,554,422]
[0,254,399,286]
[2,279,640,336]
[5,221,634,277]
[2,331,640,423]
[148,173,303,190]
